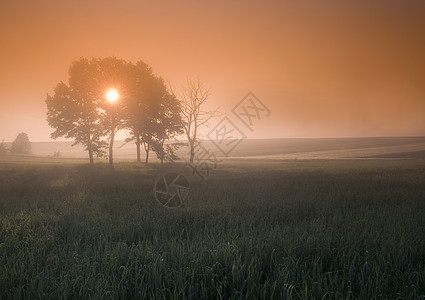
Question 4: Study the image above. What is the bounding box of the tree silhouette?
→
[0,140,8,154]
[47,56,184,165]
[177,77,218,163]
[151,78,183,164]
[10,133,31,154]
[123,61,159,164]
[124,62,183,164]
[95,57,134,168]
[46,59,107,164]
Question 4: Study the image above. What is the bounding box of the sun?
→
[106,89,119,104]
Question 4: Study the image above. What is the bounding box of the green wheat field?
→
[1,138,425,299]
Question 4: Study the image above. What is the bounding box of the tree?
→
[10,133,31,154]
[0,140,8,154]
[177,77,218,163]
[123,61,158,164]
[95,57,134,168]
[151,79,184,164]
[46,58,107,164]
[53,150,62,158]
[123,62,183,164]
[47,57,134,165]
[47,56,183,166]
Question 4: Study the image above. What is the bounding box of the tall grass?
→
[0,160,424,298]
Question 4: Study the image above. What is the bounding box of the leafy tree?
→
[10,132,31,154]
[151,80,184,164]
[124,62,182,164]
[95,57,134,167]
[47,56,184,165]
[121,61,156,163]
[47,57,134,165]
[46,58,107,164]
[0,140,8,154]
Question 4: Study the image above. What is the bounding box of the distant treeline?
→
[0,133,31,155]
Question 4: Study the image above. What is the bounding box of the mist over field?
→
[17,136,425,160]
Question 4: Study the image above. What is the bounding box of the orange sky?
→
[1,0,425,141]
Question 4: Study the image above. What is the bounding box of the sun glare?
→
[106,89,119,104]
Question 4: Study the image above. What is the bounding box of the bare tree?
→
[177,77,218,163]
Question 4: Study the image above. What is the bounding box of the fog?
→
[1,0,425,142]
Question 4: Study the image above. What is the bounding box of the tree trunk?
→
[88,149,94,164]
[109,128,115,168]
[136,135,141,163]
[160,139,165,164]
[189,140,195,163]
[87,136,94,164]
[145,143,150,164]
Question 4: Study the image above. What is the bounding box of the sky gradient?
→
[1,0,425,141]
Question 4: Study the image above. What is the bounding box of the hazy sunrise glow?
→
[1,0,425,141]
[1,2,425,298]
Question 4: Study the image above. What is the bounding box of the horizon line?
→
[16,135,425,143]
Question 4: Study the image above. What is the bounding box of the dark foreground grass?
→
[0,160,425,299]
